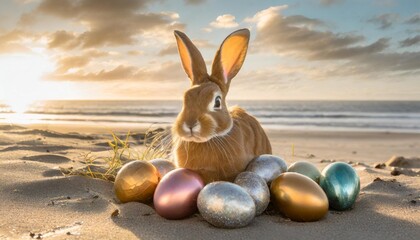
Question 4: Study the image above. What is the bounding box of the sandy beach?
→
[0,123,419,239]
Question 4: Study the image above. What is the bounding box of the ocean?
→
[1,100,420,133]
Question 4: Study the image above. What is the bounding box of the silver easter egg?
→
[234,171,270,215]
[149,158,176,179]
[197,182,256,228]
[288,161,321,183]
[246,154,287,183]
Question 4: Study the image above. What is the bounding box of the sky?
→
[0,0,419,101]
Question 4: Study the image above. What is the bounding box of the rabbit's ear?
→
[174,30,208,85]
[211,29,250,92]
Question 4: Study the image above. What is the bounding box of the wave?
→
[1,100,420,133]
[23,110,178,117]
[1,109,419,121]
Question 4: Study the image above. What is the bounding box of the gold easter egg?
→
[270,172,328,222]
[114,160,159,203]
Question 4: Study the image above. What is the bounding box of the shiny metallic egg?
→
[320,162,360,211]
[287,161,321,183]
[270,172,329,222]
[234,171,270,215]
[197,182,256,228]
[154,168,204,220]
[149,158,176,179]
[246,154,287,183]
[114,160,159,203]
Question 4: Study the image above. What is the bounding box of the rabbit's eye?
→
[214,96,222,109]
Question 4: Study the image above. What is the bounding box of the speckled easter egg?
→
[197,182,256,228]
[320,162,360,211]
[246,154,287,183]
[288,161,321,183]
[234,171,270,215]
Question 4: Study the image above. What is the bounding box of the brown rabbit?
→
[172,28,272,183]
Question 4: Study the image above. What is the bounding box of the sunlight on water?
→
[5,112,30,124]
[6,98,33,114]
[3,99,36,124]
[1,100,420,133]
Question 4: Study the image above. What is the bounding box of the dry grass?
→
[61,128,172,182]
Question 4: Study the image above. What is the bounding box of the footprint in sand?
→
[6,129,95,140]
[22,154,71,164]
[0,125,25,131]
[0,145,71,153]
[0,140,12,146]
[42,169,64,177]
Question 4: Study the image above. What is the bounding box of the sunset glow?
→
[0,51,53,113]
[0,0,419,101]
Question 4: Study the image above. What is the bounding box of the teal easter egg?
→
[287,161,321,183]
[320,162,360,211]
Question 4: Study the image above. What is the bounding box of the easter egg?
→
[287,161,321,183]
[197,182,256,228]
[149,158,176,179]
[246,154,287,183]
[114,160,159,203]
[153,168,204,219]
[234,171,270,215]
[270,172,329,222]
[320,162,360,211]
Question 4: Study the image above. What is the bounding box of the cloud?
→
[309,38,389,60]
[48,65,137,81]
[210,14,239,28]
[37,0,152,18]
[48,30,79,50]
[250,6,386,60]
[249,6,420,78]
[47,61,185,82]
[283,15,327,28]
[400,35,420,47]
[193,39,216,48]
[14,0,41,5]
[319,0,342,6]
[54,50,109,73]
[17,12,38,26]
[184,0,206,5]
[159,39,214,56]
[56,55,91,73]
[0,30,34,54]
[34,0,183,49]
[405,13,420,25]
[126,50,144,56]
[245,5,288,26]
[158,45,178,56]
[342,52,420,74]
[367,13,399,30]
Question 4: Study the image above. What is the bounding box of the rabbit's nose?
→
[183,121,200,134]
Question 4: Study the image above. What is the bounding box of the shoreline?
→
[3,121,420,135]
